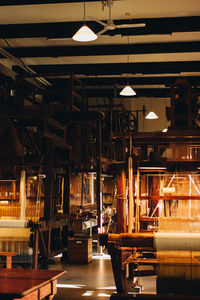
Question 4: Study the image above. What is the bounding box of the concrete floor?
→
[48,254,156,300]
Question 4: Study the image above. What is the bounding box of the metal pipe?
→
[0,46,51,87]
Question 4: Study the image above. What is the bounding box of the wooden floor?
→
[37,253,200,300]
[48,254,156,300]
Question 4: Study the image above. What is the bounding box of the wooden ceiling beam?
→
[0,16,199,39]
[0,0,99,6]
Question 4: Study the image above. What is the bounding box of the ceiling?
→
[0,0,200,100]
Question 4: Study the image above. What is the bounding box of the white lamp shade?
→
[145,111,158,119]
[119,85,136,96]
[72,25,97,42]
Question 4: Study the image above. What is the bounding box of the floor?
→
[48,254,156,300]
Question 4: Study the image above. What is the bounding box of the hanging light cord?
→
[127,36,130,65]
[127,36,130,83]
[84,1,86,23]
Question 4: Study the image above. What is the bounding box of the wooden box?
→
[69,218,84,234]
[68,236,92,264]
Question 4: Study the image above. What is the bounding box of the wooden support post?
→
[128,136,134,233]
[116,166,127,233]
[96,116,102,231]
[44,139,54,220]
[32,228,39,269]
[63,148,71,214]
[81,172,84,207]
[135,169,140,233]
[96,115,103,254]
[44,139,55,261]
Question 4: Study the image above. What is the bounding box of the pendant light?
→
[145,111,158,119]
[145,98,159,119]
[120,85,136,96]
[72,2,97,42]
[119,36,136,96]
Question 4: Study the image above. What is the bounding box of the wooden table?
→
[0,269,66,300]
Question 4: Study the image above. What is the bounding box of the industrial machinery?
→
[100,79,200,298]
[0,66,72,268]
[0,111,70,268]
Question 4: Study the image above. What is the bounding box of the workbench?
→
[0,268,66,300]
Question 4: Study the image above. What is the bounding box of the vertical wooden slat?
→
[116,166,127,233]
[128,155,134,233]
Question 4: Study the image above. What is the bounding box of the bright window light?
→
[92,254,110,260]
[82,291,94,296]
[97,286,116,290]
[56,284,85,289]
[97,293,110,297]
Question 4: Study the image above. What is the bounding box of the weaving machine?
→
[0,171,44,266]
[0,111,70,268]
[99,79,200,298]
[101,162,200,297]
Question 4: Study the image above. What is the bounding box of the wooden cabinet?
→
[68,236,92,264]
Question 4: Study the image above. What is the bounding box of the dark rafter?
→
[0,0,99,6]
[0,17,199,39]
[12,61,200,76]
[2,42,200,59]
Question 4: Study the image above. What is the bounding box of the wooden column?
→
[63,153,71,214]
[128,136,134,233]
[116,166,127,233]
[32,228,39,269]
[44,139,54,261]
[44,139,54,220]
[96,115,102,230]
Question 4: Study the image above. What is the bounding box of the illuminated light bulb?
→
[119,85,136,96]
[72,25,97,42]
[145,111,158,119]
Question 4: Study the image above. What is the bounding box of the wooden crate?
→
[69,218,84,234]
[68,236,92,264]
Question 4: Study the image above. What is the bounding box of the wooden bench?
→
[0,252,17,269]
